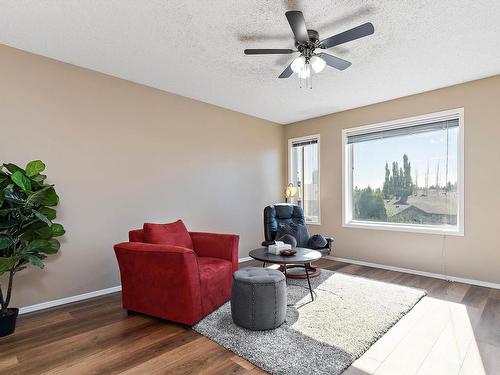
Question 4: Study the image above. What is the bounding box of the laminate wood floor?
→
[1,258,499,374]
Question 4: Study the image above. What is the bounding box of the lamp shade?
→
[297,64,311,79]
[291,56,306,73]
[285,183,298,198]
[310,55,326,73]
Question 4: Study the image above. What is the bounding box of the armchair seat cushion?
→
[198,257,232,315]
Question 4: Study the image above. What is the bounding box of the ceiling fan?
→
[244,11,374,87]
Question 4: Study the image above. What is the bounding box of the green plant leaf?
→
[0,176,10,190]
[25,160,46,177]
[3,163,23,174]
[46,239,60,253]
[31,174,47,183]
[0,235,13,250]
[20,225,51,241]
[0,190,4,206]
[42,188,58,206]
[25,186,51,206]
[0,208,13,216]
[30,174,48,189]
[23,239,50,253]
[51,223,65,237]
[39,207,56,220]
[11,171,32,191]
[24,254,44,269]
[22,238,60,254]
[34,226,53,240]
[33,209,52,226]
[0,218,17,229]
[3,186,26,205]
[0,256,19,274]
[26,186,58,207]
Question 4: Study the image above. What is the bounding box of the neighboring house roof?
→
[385,190,457,217]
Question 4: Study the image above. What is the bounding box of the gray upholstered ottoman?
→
[231,267,286,330]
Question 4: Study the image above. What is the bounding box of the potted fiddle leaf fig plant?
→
[0,160,65,337]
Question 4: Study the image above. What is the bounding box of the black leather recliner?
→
[262,204,333,257]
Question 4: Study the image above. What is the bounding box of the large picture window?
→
[342,109,464,235]
[289,135,320,224]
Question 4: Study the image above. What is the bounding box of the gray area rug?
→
[193,269,426,375]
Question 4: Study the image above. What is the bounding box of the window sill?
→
[343,220,464,236]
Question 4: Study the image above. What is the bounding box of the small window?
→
[342,109,464,235]
[288,135,320,224]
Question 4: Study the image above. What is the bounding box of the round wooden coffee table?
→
[249,247,321,301]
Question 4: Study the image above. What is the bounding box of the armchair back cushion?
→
[142,219,193,249]
[129,229,144,242]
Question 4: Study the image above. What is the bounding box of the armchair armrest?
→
[189,232,239,272]
[114,241,195,255]
[113,242,203,324]
[309,235,334,256]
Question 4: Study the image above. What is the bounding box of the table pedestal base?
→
[279,263,321,279]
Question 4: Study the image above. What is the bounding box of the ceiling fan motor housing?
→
[295,29,320,48]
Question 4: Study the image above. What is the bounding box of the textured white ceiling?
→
[1,1,499,124]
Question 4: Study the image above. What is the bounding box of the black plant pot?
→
[0,308,19,337]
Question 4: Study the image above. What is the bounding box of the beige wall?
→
[3,41,499,310]
[285,75,500,285]
[0,45,285,308]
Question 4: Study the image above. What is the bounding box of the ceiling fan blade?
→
[278,64,294,79]
[285,11,309,44]
[316,53,352,70]
[244,49,296,55]
[320,22,374,49]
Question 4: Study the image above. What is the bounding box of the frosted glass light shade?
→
[298,64,311,79]
[291,56,306,73]
[310,55,326,73]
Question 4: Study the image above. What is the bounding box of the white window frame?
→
[342,108,465,236]
[288,134,321,225]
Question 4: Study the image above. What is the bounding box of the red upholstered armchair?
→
[114,222,239,325]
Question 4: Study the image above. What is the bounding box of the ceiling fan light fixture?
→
[243,11,375,88]
[310,55,326,73]
[297,63,311,79]
[291,56,306,73]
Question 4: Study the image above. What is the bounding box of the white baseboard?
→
[19,285,122,315]
[23,255,496,316]
[327,256,500,290]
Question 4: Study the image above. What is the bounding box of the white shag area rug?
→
[193,269,426,375]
